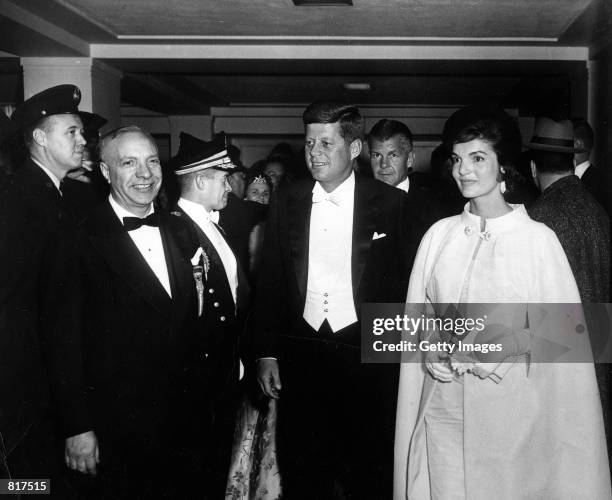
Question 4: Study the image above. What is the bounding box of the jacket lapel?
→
[352,174,378,299]
[288,182,314,299]
[88,202,173,317]
[159,211,196,321]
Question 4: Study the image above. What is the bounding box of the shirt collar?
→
[312,171,355,205]
[31,157,61,192]
[574,160,590,179]
[108,194,154,225]
[178,197,219,224]
[395,176,410,193]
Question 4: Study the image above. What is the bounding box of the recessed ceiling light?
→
[342,82,372,91]
[293,0,352,5]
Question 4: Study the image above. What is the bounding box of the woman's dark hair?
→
[442,103,522,181]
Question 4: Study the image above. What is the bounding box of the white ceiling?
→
[51,0,589,41]
[0,0,609,113]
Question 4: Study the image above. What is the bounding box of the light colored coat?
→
[394,205,611,500]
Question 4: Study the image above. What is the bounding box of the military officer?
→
[169,131,250,496]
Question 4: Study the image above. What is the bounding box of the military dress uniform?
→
[169,132,250,497]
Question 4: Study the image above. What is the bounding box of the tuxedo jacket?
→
[41,201,209,443]
[0,159,71,455]
[170,206,250,401]
[251,173,417,359]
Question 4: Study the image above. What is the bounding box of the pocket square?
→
[372,232,387,240]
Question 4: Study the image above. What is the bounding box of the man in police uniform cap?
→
[11,84,86,192]
[0,84,85,486]
[170,131,249,497]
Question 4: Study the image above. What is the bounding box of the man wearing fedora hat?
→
[527,116,611,457]
[170,131,249,496]
[527,116,609,303]
[0,84,86,487]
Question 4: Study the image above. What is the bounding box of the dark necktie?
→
[123,213,160,231]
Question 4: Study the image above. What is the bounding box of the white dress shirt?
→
[108,195,172,297]
[575,160,590,179]
[31,157,62,193]
[303,172,358,332]
[396,176,410,193]
[178,197,238,306]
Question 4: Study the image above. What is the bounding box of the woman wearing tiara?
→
[394,104,610,499]
[243,172,272,275]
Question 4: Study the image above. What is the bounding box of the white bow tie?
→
[207,210,220,224]
[312,192,341,206]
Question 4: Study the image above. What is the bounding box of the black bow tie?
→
[123,213,160,231]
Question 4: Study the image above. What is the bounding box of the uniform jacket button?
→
[213,302,220,307]
[220,316,226,322]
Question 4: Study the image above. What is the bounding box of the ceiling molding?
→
[0,0,90,56]
[116,36,558,43]
[91,44,588,61]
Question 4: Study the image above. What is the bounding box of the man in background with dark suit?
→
[528,117,609,303]
[42,126,213,498]
[368,118,446,225]
[0,85,85,486]
[528,116,611,462]
[252,102,413,499]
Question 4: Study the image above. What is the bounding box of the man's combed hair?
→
[367,119,414,151]
[302,101,364,143]
[98,125,157,163]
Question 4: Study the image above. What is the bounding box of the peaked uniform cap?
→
[169,131,236,175]
[11,84,82,129]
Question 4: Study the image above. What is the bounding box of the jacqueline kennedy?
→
[394,105,610,500]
